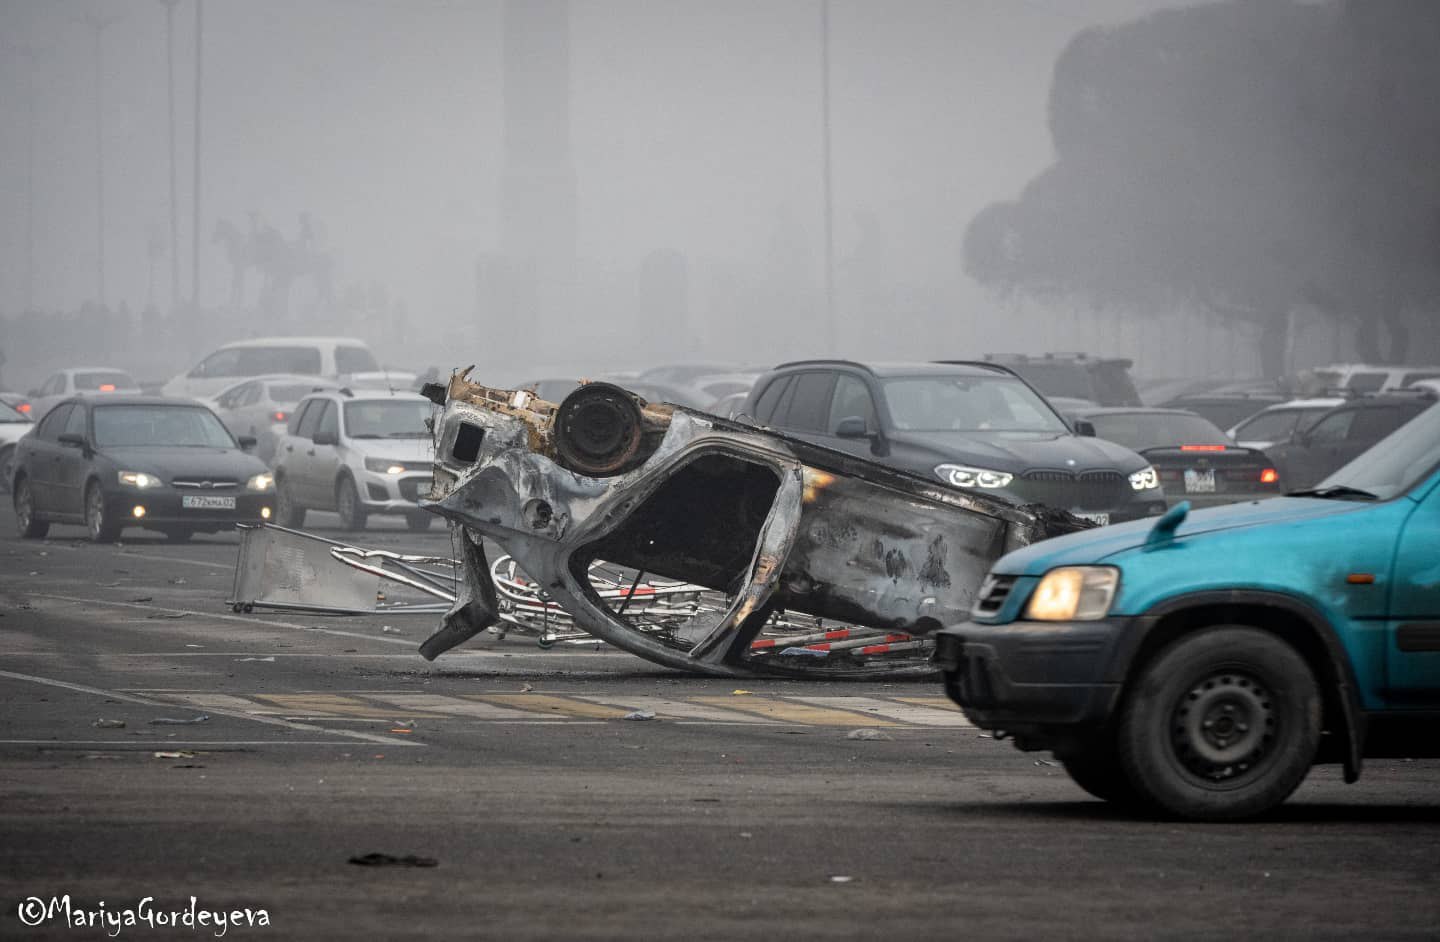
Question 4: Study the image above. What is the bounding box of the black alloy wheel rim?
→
[1170,669,1276,784]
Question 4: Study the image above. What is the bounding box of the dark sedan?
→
[1074,406,1281,507]
[11,395,275,542]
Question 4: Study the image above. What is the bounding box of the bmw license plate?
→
[1074,511,1110,526]
[1184,469,1216,493]
[181,495,236,510]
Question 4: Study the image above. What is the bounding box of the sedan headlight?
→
[246,472,275,492]
[1128,466,1159,491]
[363,457,406,475]
[118,471,162,489]
[935,464,1013,489]
[1024,566,1120,621]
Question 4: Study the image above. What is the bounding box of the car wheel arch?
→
[1121,590,1365,784]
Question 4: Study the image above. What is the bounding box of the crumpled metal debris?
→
[417,370,1087,677]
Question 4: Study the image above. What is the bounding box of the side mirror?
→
[58,433,87,449]
[835,415,869,439]
[1072,419,1097,437]
[237,435,257,451]
[312,430,338,446]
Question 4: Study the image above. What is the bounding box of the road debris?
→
[152,751,196,759]
[623,710,656,721]
[846,729,894,741]
[381,626,402,634]
[236,656,275,662]
[348,853,438,868]
[829,876,855,884]
[149,714,210,726]
[92,719,126,729]
[417,371,1088,677]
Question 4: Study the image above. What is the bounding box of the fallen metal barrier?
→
[415,371,1089,677]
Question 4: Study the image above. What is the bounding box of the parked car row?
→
[7,335,440,541]
[10,339,1440,542]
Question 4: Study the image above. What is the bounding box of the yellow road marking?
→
[788,696,972,727]
[470,694,633,719]
[369,694,553,720]
[255,694,446,719]
[573,695,782,723]
[689,696,898,726]
[894,697,965,711]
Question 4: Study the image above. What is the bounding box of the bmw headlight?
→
[246,472,275,492]
[364,457,406,475]
[1024,566,1120,621]
[118,471,162,489]
[1128,465,1159,491]
[935,464,1013,489]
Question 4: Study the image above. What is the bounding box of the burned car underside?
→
[418,371,1088,677]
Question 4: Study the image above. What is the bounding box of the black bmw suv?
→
[741,360,1168,524]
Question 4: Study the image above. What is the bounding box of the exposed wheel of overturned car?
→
[1117,625,1321,821]
[553,382,646,476]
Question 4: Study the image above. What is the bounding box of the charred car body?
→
[417,372,1088,677]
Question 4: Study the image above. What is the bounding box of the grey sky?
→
[0,0,1198,373]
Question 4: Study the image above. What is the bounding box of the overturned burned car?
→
[417,372,1088,677]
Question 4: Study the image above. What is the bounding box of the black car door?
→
[1274,407,1356,490]
[53,403,92,516]
[27,403,72,512]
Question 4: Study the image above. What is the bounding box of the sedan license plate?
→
[181,494,236,510]
[1074,511,1110,526]
[1184,469,1217,493]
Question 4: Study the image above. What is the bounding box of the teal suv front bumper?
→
[933,616,1154,751]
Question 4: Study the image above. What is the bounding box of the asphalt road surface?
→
[2,512,1438,939]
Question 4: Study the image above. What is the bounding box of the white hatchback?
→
[270,390,437,531]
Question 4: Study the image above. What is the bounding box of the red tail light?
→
[1180,444,1226,452]
[16,402,30,414]
[273,411,287,422]
[1260,468,1279,484]
[98,383,116,392]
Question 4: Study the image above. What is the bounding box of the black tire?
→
[13,476,48,539]
[405,511,433,531]
[1117,626,1321,821]
[1060,742,1146,807]
[336,475,367,531]
[274,477,306,528]
[85,480,123,543]
[0,444,14,495]
[162,527,194,543]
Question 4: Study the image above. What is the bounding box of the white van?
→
[161,336,383,400]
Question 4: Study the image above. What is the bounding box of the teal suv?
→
[935,401,1440,820]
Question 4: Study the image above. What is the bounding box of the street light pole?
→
[819,0,836,354]
[85,12,118,307]
[191,0,204,311]
[160,0,181,314]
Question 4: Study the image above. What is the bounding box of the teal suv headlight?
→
[1024,566,1120,621]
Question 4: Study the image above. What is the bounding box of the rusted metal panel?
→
[418,371,1085,677]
